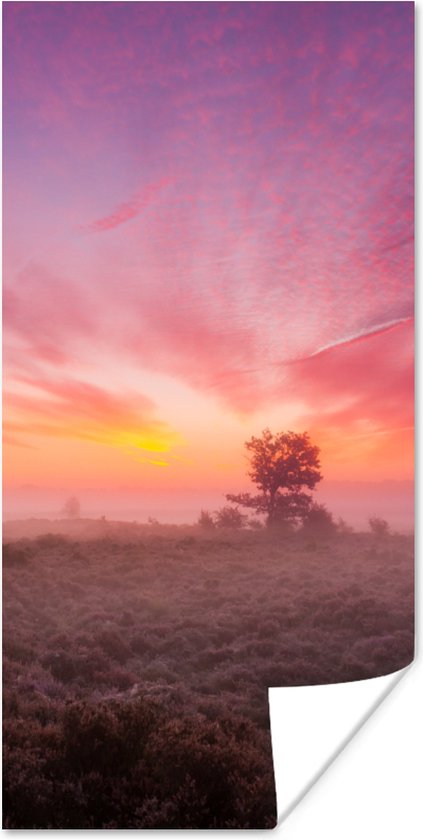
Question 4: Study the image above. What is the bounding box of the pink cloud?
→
[3,263,93,366]
[4,1,413,483]
[86,178,172,233]
[4,376,177,452]
[286,319,413,434]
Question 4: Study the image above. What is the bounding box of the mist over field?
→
[3,479,414,532]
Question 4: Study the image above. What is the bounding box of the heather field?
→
[3,520,414,828]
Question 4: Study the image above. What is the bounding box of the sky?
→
[3,2,414,523]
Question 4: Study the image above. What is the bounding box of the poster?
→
[3,2,414,829]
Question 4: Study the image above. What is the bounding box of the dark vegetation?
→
[3,520,414,828]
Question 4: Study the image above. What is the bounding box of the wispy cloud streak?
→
[86,178,172,232]
[296,317,413,362]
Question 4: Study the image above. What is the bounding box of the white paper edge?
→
[268,656,421,839]
[269,666,411,823]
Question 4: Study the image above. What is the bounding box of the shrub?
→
[142,714,276,828]
[213,506,247,530]
[369,517,390,537]
[103,667,136,691]
[301,503,337,536]
[3,698,277,828]
[62,697,161,776]
[130,632,154,655]
[96,630,131,663]
[247,517,264,530]
[197,510,215,530]
[3,544,30,568]
[35,533,69,550]
[41,652,77,683]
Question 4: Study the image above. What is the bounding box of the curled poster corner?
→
[269,662,416,832]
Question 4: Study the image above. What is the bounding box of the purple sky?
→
[3,2,414,519]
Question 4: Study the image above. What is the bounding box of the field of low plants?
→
[3,521,414,828]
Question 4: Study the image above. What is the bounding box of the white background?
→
[271,657,422,839]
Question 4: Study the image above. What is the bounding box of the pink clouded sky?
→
[3,2,414,524]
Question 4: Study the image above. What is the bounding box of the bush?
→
[62,698,161,775]
[35,533,69,550]
[197,510,215,530]
[247,518,264,530]
[4,698,276,828]
[3,544,29,568]
[41,652,77,683]
[301,504,337,536]
[369,517,390,537]
[213,507,247,530]
[96,630,131,663]
[144,715,276,828]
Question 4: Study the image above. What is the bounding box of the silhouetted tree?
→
[226,429,322,528]
[62,496,81,519]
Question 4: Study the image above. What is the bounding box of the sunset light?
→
[3,1,413,525]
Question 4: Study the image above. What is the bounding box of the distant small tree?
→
[62,496,81,519]
[198,510,215,529]
[369,517,389,537]
[227,429,322,528]
[214,506,247,529]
